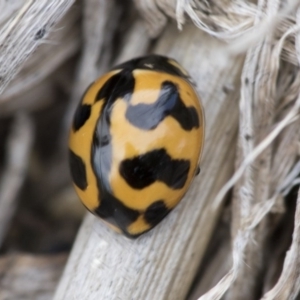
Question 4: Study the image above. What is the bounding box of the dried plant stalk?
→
[0,1,23,25]
[0,7,80,103]
[0,0,75,95]
[114,18,151,65]
[193,2,300,299]
[135,0,300,66]
[230,12,300,300]
[0,254,67,300]
[0,113,34,246]
[260,187,300,299]
[133,0,261,38]
[54,23,242,300]
[259,8,300,299]
[188,216,232,300]
[0,80,56,116]
[226,2,281,298]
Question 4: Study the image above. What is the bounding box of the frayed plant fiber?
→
[0,0,76,95]
[135,0,300,299]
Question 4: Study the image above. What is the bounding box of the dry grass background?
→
[0,0,300,299]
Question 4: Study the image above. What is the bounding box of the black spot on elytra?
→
[119,148,190,190]
[126,81,199,131]
[95,70,135,103]
[144,200,170,227]
[113,54,188,79]
[94,191,140,238]
[73,82,94,131]
[69,149,87,190]
[73,104,91,131]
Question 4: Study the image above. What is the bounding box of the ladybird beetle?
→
[69,55,205,238]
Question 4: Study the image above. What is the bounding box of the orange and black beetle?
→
[69,55,205,238]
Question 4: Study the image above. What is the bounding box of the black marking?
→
[113,54,189,79]
[34,28,46,40]
[73,104,91,131]
[245,134,252,141]
[144,200,170,227]
[119,148,190,190]
[73,82,94,131]
[94,191,140,237]
[69,149,87,190]
[126,81,199,131]
[95,70,135,103]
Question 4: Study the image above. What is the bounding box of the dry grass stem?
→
[114,18,151,65]
[0,113,34,246]
[0,1,23,25]
[0,0,75,94]
[174,1,300,299]
[0,254,67,300]
[260,187,300,299]
[0,8,80,103]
